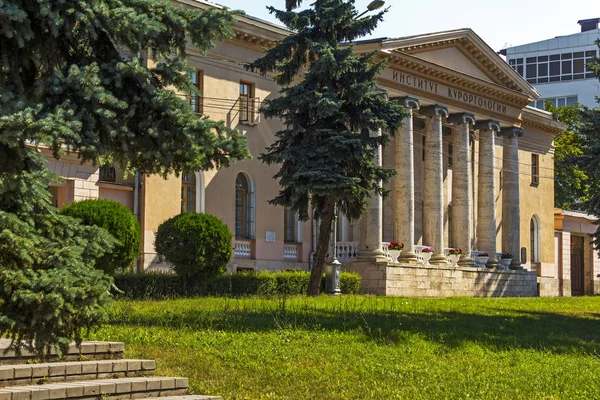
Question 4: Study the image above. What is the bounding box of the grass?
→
[90,296,600,399]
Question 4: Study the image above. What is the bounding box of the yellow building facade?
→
[46,0,584,296]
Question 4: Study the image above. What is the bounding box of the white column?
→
[359,129,385,260]
[475,120,501,268]
[421,105,449,265]
[448,113,476,267]
[501,127,523,269]
[394,97,420,263]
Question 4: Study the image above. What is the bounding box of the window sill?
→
[530,182,539,188]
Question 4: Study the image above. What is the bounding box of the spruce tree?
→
[247,0,405,295]
[0,0,249,357]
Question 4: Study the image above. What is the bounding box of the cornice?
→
[379,51,532,109]
[230,30,276,50]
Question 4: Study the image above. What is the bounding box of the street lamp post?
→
[326,206,342,295]
[356,0,386,18]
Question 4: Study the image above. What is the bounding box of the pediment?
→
[377,29,539,100]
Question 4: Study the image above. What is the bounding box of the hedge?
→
[113,270,362,299]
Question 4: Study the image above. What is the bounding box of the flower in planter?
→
[421,247,432,253]
[389,242,404,250]
[448,248,462,256]
[501,252,512,259]
[477,252,489,257]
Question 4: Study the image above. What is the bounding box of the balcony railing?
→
[234,238,253,258]
[284,242,301,260]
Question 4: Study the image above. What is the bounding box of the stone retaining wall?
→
[344,260,538,297]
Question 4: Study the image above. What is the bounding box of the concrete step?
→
[0,341,124,365]
[0,376,189,400]
[0,360,156,387]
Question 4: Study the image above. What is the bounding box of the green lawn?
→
[90,296,600,399]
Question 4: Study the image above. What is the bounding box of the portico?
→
[341,29,565,296]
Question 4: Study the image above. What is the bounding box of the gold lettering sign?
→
[389,71,509,115]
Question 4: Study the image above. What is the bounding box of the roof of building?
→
[577,17,600,25]
[559,209,599,221]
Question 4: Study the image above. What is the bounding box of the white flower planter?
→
[476,256,489,268]
[422,252,432,265]
[500,258,512,270]
[448,254,460,267]
[389,249,401,263]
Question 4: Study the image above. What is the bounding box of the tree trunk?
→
[307,196,336,296]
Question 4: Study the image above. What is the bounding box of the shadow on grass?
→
[109,301,600,355]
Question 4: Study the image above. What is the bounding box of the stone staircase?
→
[0,340,220,400]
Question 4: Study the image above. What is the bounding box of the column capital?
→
[447,112,475,125]
[395,96,420,110]
[474,119,501,133]
[420,105,448,118]
[499,126,524,138]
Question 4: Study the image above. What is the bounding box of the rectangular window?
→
[284,208,297,242]
[562,60,572,74]
[538,63,548,77]
[189,70,203,114]
[239,81,255,123]
[531,154,539,186]
[526,64,537,78]
[99,166,116,182]
[549,61,560,76]
[573,58,585,74]
[550,54,561,61]
[557,97,566,107]
[566,96,578,106]
[448,143,453,168]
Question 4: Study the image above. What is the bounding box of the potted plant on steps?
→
[389,242,403,263]
[500,252,512,270]
[448,248,462,267]
[475,252,489,268]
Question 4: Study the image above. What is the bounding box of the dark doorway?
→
[570,236,585,296]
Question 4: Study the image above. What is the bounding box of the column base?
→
[398,251,420,264]
[458,256,476,268]
[429,253,449,265]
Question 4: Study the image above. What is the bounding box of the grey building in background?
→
[501,18,600,109]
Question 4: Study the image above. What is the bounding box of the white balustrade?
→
[335,241,359,262]
[382,242,391,260]
[283,243,299,260]
[234,239,252,258]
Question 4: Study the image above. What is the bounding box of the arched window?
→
[530,215,541,263]
[235,173,254,238]
[181,172,196,213]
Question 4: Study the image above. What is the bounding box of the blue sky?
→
[211,0,600,52]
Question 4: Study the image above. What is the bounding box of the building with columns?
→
[44,1,587,296]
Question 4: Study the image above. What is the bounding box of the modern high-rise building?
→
[501,18,600,109]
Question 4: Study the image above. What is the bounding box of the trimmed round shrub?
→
[155,212,232,285]
[60,199,141,274]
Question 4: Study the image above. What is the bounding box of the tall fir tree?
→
[0,0,249,357]
[247,0,405,295]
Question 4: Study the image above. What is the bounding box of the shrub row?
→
[113,270,362,299]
